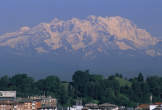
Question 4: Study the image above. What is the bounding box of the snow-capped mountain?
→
[1,16,162,78]
[0,16,161,57]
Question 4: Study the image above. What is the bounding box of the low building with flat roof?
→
[84,103,100,110]
[0,91,16,101]
[99,103,118,110]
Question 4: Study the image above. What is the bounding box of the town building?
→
[0,91,57,110]
[0,100,15,110]
[82,103,119,110]
[99,103,118,110]
[38,106,57,110]
[83,103,100,110]
[70,105,84,110]
[136,102,162,110]
[150,102,162,110]
[0,91,16,101]
[136,104,150,110]
[0,91,16,110]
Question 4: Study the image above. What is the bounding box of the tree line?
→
[0,70,162,107]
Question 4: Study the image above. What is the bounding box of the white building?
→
[150,104,162,110]
[70,105,83,110]
[0,91,16,101]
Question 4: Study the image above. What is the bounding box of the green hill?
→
[115,77,132,87]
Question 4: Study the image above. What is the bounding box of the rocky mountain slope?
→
[0,16,161,57]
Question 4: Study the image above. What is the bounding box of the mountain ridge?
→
[0,16,161,57]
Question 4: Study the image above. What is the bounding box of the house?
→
[83,103,100,110]
[0,100,15,110]
[118,106,125,110]
[40,96,57,109]
[16,96,56,110]
[152,105,162,110]
[15,99,38,110]
[0,91,16,110]
[0,91,16,101]
[150,102,162,110]
[0,91,57,110]
[136,102,162,110]
[38,106,57,110]
[99,103,118,110]
[70,105,84,110]
[136,104,149,110]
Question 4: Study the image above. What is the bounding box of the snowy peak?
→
[0,16,161,56]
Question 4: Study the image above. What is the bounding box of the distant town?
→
[0,91,56,110]
[0,91,161,110]
[0,70,162,110]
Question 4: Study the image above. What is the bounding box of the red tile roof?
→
[137,104,149,109]
[154,102,162,105]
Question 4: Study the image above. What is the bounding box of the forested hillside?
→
[0,71,162,107]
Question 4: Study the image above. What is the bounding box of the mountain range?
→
[0,16,162,79]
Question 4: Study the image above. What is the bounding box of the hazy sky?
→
[0,0,162,37]
[0,0,162,79]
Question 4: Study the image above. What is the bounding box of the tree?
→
[138,73,144,82]
[10,74,35,97]
[0,75,10,90]
[72,70,90,97]
[36,75,61,97]
[146,76,162,102]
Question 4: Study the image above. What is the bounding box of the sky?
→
[0,0,162,38]
[0,0,162,79]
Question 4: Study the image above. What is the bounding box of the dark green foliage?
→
[71,71,162,106]
[0,71,162,107]
[138,73,144,82]
[9,74,35,97]
[0,75,10,90]
[72,70,90,97]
